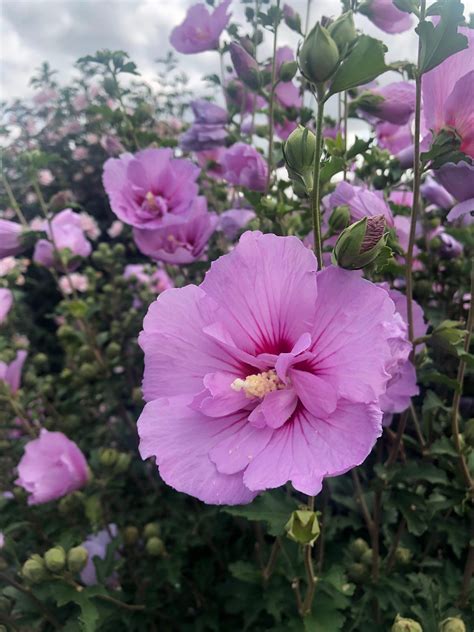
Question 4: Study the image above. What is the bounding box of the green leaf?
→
[229,561,261,584]
[346,136,372,160]
[320,156,346,184]
[388,462,448,486]
[417,0,468,74]
[223,490,298,536]
[327,35,390,97]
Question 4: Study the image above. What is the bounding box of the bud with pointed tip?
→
[350,538,369,560]
[283,4,302,34]
[229,43,261,90]
[395,547,412,565]
[278,60,298,82]
[67,546,89,573]
[328,12,357,53]
[439,618,466,632]
[333,215,387,270]
[328,205,351,232]
[285,509,320,546]
[44,546,66,573]
[391,615,423,632]
[298,23,340,84]
[283,125,316,193]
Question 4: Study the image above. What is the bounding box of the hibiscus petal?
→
[290,369,337,416]
[209,423,274,475]
[249,388,298,429]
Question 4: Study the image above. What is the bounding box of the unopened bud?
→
[146,537,165,557]
[22,555,48,583]
[347,562,367,582]
[285,510,320,546]
[298,22,340,84]
[333,215,387,270]
[114,452,131,473]
[361,548,373,567]
[328,205,351,232]
[67,546,89,573]
[279,61,298,82]
[44,546,66,573]
[123,526,140,546]
[391,614,423,632]
[439,617,466,632]
[99,448,118,467]
[283,4,302,34]
[283,125,316,193]
[229,43,261,90]
[395,547,412,565]
[328,11,357,53]
[431,320,466,355]
[350,538,369,560]
[144,523,161,540]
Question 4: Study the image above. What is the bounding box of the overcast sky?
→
[1,0,473,102]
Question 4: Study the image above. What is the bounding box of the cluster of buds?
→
[298,12,357,86]
[347,537,373,582]
[333,215,388,270]
[122,522,166,557]
[21,545,89,583]
[99,447,132,473]
[391,614,423,632]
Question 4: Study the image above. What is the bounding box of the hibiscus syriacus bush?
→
[0,1,473,630]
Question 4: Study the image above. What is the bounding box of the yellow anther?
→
[231,370,284,399]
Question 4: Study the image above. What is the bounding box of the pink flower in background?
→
[196,147,227,180]
[80,525,119,586]
[428,226,463,259]
[421,175,454,209]
[273,47,302,110]
[325,181,394,226]
[33,88,58,106]
[218,209,256,240]
[275,119,298,141]
[376,121,412,157]
[436,162,474,224]
[360,0,413,34]
[100,135,125,156]
[221,143,268,192]
[80,212,100,240]
[170,0,231,54]
[134,198,218,264]
[226,79,266,114]
[124,264,174,294]
[362,82,416,125]
[0,350,27,393]
[58,272,89,295]
[0,219,23,259]
[107,220,124,238]
[38,169,54,186]
[138,232,403,504]
[0,288,13,324]
[15,429,89,505]
[389,190,413,208]
[103,148,200,230]
[72,146,89,161]
[33,209,92,268]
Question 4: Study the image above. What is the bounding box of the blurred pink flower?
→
[38,169,54,186]
[218,209,256,239]
[137,231,403,504]
[170,0,232,54]
[107,220,124,238]
[325,181,394,226]
[33,209,92,269]
[124,263,174,294]
[0,350,27,393]
[0,288,13,324]
[80,525,119,586]
[15,429,89,505]
[0,219,23,259]
[221,143,268,192]
[360,0,413,34]
[58,272,89,295]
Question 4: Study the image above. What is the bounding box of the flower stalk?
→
[310,93,325,269]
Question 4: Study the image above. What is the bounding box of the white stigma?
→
[231,370,284,399]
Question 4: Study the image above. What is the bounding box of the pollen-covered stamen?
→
[231,370,284,399]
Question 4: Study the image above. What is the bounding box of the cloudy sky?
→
[1,0,473,102]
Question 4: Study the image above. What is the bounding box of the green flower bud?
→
[123,526,140,546]
[44,546,66,573]
[33,353,48,369]
[285,510,320,546]
[79,362,99,380]
[279,60,298,82]
[361,548,374,567]
[67,546,89,574]
[144,523,161,540]
[464,419,474,448]
[22,555,48,583]
[391,614,423,632]
[349,538,369,560]
[395,547,412,566]
[283,5,302,34]
[439,617,466,632]
[114,453,131,473]
[283,125,316,193]
[146,537,165,557]
[333,215,387,270]
[298,22,340,84]
[99,448,118,468]
[347,562,367,583]
[328,205,351,232]
[59,491,84,516]
[328,12,357,53]
[106,342,121,359]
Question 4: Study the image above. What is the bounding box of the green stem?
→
[265,0,281,192]
[310,95,325,269]
[451,258,474,492]
[1,174,28,227]
[405,0,426,345]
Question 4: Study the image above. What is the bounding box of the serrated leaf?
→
[223,490,298,536]
[320,156,345,184]
[327,35,390,97]
[417,0,468,74]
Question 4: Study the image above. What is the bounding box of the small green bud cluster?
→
[439,617,466,632]
[391,614,423,632]
[22,544,89,583]
[143,522,165,557]
[298,13,357,86]
[99,448,132,473]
